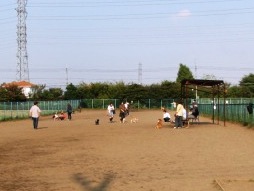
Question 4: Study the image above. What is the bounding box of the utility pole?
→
[65,65,69,85]
[195,63,198,100]
[16,0,29,81]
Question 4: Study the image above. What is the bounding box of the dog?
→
[130,116,139,123]
[155,119,163,129]
[95,119,99,125]
[52,112,59,121]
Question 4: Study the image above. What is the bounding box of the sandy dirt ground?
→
[0,109,254,191]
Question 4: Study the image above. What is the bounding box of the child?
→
[59,111,66,120]
[163,109,171,122]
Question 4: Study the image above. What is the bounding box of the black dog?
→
[95,119,99,125]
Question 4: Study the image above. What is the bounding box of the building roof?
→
[2,81,35,88]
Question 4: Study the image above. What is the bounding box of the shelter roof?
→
[181,79,224,87]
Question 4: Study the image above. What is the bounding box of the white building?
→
[2,81,35,98]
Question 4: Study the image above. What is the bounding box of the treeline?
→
[0,64,254,102]
[33,81,183,101]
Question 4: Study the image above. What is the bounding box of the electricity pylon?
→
[16,0,29,81]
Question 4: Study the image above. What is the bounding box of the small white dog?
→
[52,113,59,121]
[130,117,139,123]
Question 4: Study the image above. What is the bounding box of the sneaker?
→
[173,127,177,129]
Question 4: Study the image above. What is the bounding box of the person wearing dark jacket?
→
[67,103,73,120]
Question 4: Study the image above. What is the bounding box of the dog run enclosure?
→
[181,79,226,126]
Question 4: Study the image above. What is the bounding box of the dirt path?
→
[0,109,254,191]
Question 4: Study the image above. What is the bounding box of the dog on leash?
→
[95,119,99,125]
[155,119,163,129]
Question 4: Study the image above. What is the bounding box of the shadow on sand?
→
[36,126,48,129]
[72,172,115,191]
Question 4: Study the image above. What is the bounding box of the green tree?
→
[145,81,181,99]
[110,81,126,99]
[226,85,243,97]
[124,83,148,100]
[1,84,27,101]
[49,88,63,100]
[64,83,78,99]
[148,83,161,99]
[76,83,92,99]
[94,82,110,99]
[40,89,52,100]
[176,63,194,83]
[0,86,8,101]
[39,88,63,100]
[29,84,46,100]
[88,82,110,99]
[239,73,254,97]
[160,80,181,99]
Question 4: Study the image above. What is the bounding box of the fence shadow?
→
[72,172,115,191]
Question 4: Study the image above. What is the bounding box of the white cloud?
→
[172,9,192,20]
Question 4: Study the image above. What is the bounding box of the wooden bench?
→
[169,115,199,128]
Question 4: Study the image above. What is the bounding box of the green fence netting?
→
[0,98,253,125]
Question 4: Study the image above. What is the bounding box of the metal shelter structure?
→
[181,79,226,126]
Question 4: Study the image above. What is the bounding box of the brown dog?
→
[155,119,163,129]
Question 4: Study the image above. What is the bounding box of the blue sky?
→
[1,0,254,88]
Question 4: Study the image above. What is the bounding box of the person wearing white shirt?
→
[174,100,184,129]
[29,101,41,129]
[182,108,187,120]
[107,103,115,122]
[124,101,130,115]
[163,109,171,122]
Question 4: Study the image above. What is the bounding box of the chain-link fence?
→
[0,100,80,121]
[79,99,175,110]
[0,98,253,126]
[194,98,253,126]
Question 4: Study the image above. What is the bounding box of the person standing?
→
[119,102,126,123]
[174,100,184,129]
[107,102,115,122]
[182,105,187,127]
[29,101,41,129]
[124,101,130,116]
[182,106,187,121]
[192,99,198,108]
[67,103,73,120]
